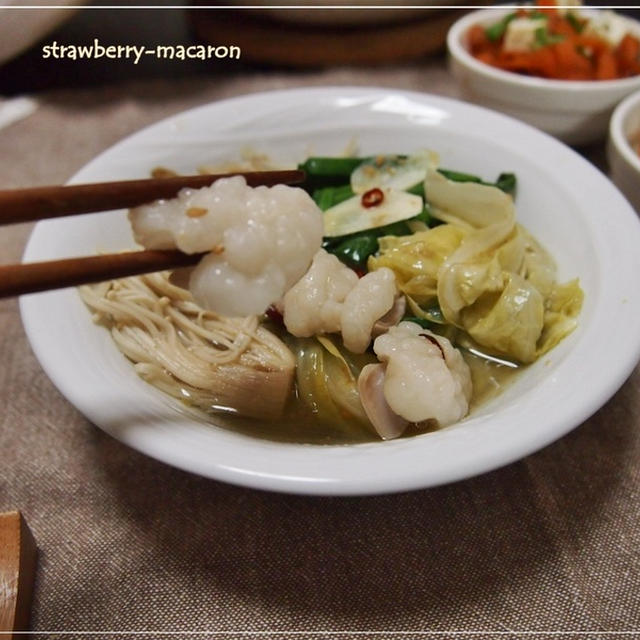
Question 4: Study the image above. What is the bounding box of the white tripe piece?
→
[281,248,397,354]
[281,249,358,336]
[371,322,472,427]
[341,268,397,354]
[128,176,324,317]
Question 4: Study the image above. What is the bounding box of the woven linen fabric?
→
[1,67,639,639]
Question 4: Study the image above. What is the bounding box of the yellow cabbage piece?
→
[459,272,544,364]
[294,336,373,435]
[537,279,584,359]
[368,225,466,306]
[368,166,583,364]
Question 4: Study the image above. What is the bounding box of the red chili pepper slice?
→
[361,187,384,208]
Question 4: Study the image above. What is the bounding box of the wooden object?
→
[0,512,37,638]
[188,7,478,67]
[0,169,305,225]
[0,249,203,298]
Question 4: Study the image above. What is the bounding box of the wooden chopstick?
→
[0,169,306,298]
[0,511,37,635]
[0,250,204,298]
[0,169,305,225]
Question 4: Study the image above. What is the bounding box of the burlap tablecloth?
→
[1,62,639,638]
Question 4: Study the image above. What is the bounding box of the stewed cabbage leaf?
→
[369,161,582,364]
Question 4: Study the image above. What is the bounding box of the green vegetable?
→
[438,169,517,195]
[406,182,425,197]
[312,184,355,211]
[299,156,366,177]
[485,13,516,41]
[495,172,517,195]
[534,27,565,48]
[305,154,516,273]
[299,156,369,190]
[437,168,483,183]
[565,11,584,33]
[299,151,581,368]
[323,217,417,269]
[414,203,432,226]
[326,234,380,269]
[406,168,516,196]
[322,198,435,269]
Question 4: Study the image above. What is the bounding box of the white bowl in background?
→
[19,87,640,495]
[447,7,640,146]
[608,89,640,212]
[0,0,84,65]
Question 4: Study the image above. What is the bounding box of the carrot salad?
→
[467,0,640,81]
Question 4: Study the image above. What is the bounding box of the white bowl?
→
[20,87,640,496]
[608,89,640,212]
[0,0,84,65]
[447,7,640,146]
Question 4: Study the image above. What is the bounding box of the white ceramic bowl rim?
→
[610,89,640,173]
[447,6,640,92]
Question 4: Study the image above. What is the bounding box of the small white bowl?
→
[447,7,640,146]
[608,89,640,213]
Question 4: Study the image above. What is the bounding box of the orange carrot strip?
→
[574,34,608,56]
[552,39,592,79]
[595,50,618,80]
[616,34,640,75]
[527,47,557,78]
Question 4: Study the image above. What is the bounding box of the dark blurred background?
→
[0,1,639,96]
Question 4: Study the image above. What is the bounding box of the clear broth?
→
[200,348,521,445]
